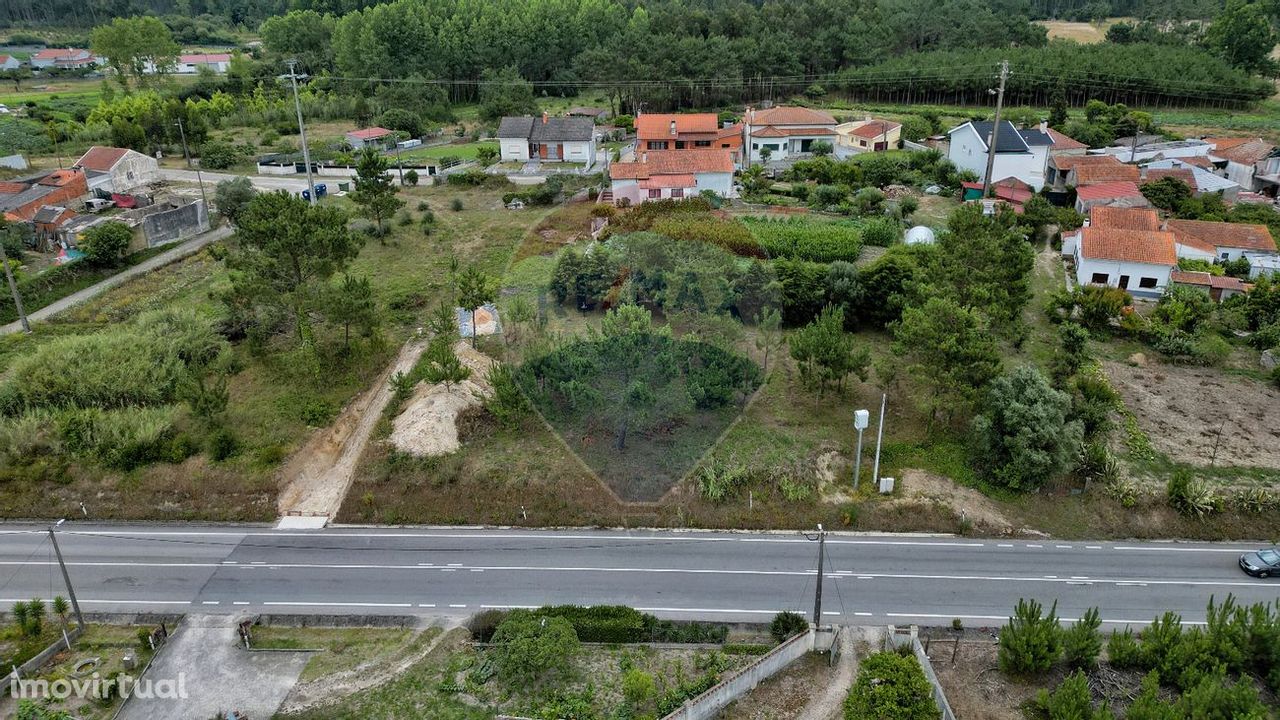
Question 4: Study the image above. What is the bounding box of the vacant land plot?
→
[1036,19,1124,43]
[1102,360,1280,471]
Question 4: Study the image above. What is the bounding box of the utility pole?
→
[806,524,828,626]
[982,60,1010,199]
[173,118,208,212]
[285,59,317,205]
[0,237,30,333]
[48,520,85,632]
[871,393,887,489]
[853,409,869,491]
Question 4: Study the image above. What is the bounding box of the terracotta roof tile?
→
[635,113,719,139]
[1212,138,1275,166]
[1052,154,1123,171]
[346,127,392,140]
[610,149,735,180]
[180,53,232,63]
[1142,168,1197,191]
[1081,227,1177,265]
[74,146,130,172]
[1046,127,1088,150]
[1205,137,1253,151]
[1075,163,1140,184]
[1075,181,1144,202]
[1171,270,1212,286]
[747,107,836,126]
[849,120,901,139]
[1166,219,1277,253]
[1090,206,1160,231]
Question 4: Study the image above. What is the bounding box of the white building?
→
[608,149,734,205]
[29,48,99,70]
[1249,254,1280,279]
[497,114,596,166]
[1094,139,1214,164]
[345,127,394,150]
[1074,226,1177,299]
[1141,158,1241,201]
[1166,219,1277,262]
[1208,138,1280,194]
[743,106,838,164]
[72,146,159,194]
[0,55,20,71]
[177,53,232,74]
[947,120,1053,191]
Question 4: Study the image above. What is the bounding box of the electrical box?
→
[879,477,895,494]
[853,409,869,431]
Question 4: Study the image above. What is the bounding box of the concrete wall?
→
[500,139,531,162]
[885,626,957,720]
[141,200,209,247]
[1,627,85,697]
[659,628,818,720]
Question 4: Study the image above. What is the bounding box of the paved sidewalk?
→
[0,225,231,335]
[117,615,311,720]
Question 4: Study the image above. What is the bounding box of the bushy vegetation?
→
[742,217,864,263]
[470,605,730,645]
[971,365,1083,492]
[844,650,940,720]
[770,611,809,642]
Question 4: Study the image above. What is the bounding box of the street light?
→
[853,408,869,490]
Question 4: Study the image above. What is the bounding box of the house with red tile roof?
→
[73,146,159,194]
[1170,270,1252,302]
[1165,219,1277,262]
[1074,181,1149,214]
[608,149,735,205]
[836,118,901,153]
[0,55,19,71]
[344,127,395,150]
[1074,226,1177,297]
[744,106,837,163]
[1045,126,1088,155]
[1061,206,1161,257]
[0,169,88,223]
[1208,137,1280,196]
[633,113,742,163]
[30,48,99,69]
[176,53,233,74]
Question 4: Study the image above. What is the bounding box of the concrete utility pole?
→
[0,238,30,333]
[871,393,887,488]
[806,524,828,626]
[982,60,1010,199]
[48,520,86,632]
[285,59,317,205]
[853,408,869,491]
[173,118,209,212]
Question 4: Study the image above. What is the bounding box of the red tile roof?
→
[1075,181,1144,202]
[1170,270,1251,292]
[74,146,130,172]
[1179,156,1216,170]
[1205,137,1253,152]
[639,174,697,189]
[0,55,12,64]
[1080,227,1177,265]
[849,120,901,139]
[611,149,734,180]
[1090,206,1160,231]
[747,107,836,126]
[1052,154,1123,171]
[1075,163,1140,184]
[180,53,232,63]
[715,123,743,141]
[1142,168,1197,191]
[1166,219,1276,253]
[751,126,837,138]
[0,182,26,195]
[32,48,88,60]
[346,127,392,140]
[1212,138,1275,166]
[635,113,719,139]
[1046,127,1088,151]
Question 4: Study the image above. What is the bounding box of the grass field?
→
[1036,18,1129,43]
[396,141,498,162]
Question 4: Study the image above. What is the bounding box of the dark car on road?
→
[1239,548,1280,578]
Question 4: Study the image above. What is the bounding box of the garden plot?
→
[1102,360,1280,471]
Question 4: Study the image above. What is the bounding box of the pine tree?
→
[350,147,404,237]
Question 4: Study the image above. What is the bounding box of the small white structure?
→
[743,106,838,164]
[1074,226,1177,299]
[1209,138,1278,192]
[72,146,159,194]
[0,154,28,170]
[904,226,936,245]
[0,55,20,71]
[176,53,232,74]
[497,113,596,166]
[1249,254,1280,279]
[609,149,734,204]
[947,120,1053,191]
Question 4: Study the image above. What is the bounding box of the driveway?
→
[117,615,311,720]
[0,225,232,336]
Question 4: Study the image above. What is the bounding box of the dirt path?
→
[0,225,232,336]
[277,626,454,713]
[276,338,427,522]
[795,626,867,720]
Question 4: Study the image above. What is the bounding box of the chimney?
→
[670,120,677,136]
[542,111,548,124]
[1039,120,1047,133]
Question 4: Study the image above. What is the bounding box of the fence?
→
[659,627,832,720]
[885,625,957,720]
[2,626,84,698]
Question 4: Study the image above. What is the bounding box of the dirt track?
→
[1103,360,1280,470]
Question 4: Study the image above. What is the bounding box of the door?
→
[1119,275,1130,289]
[874,141,888,151]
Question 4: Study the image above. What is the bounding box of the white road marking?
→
[1056,545,1073,549]
[636,607,787,615]
[201,601,220,605]
[418,604,436,608]
[1086,546,1102,550]
[481,604,539,609]
[233,601,250,606]
[262,601,413,608]
[1113,545,1252,554]
[448,604,467,608]
[854,612,873,617]
[1027,544,1043,548]
[998,544,1013,548]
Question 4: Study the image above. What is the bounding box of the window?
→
[647,141,668,150]
[752,143,759,149]
[721,143,730,148]
[694,140,711,147]
[675,141,686,149]
[859,140,867,147]
[1090,272,1109,284]
[1118,275,1130,289]
[1138,277,1158,288]
[671,188,684,198]
[1220,252,1230,260]
[648,189,661,199]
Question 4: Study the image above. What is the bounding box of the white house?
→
[1208,138,1280,194]
[1061,205,1160,258]
[1141,158,1241,200]
[345,127,394,150]
[30,48,98,70]
[177,53,232,74]
[947,120,1053,191]
[497,114,596,166]
[1166,219,1277,262]
[743,106,838,164]
[1094,139,1213,164]
[0,55,20,71]
[608,149,734,205]
[1249,254,1280,279]
[1074,226,1177,299]
[72,145,159,194]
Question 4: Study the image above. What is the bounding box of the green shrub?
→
[207,427,239,461]
[622,668,656,707]
[742,217,863,262]
[532,605,649,643]
[844,651,939,720]
[468,608,510,642]
[1062,607,1102,670]
[57,405,180,470]
[1167,468,1219,517]
[1033,671,1100,719]
[998,598,1062,676]
[1106,627,1143,669]
[79,221,132,267]
[770,611,809,642]
[653,216,764,258]
[450,198,464,212]
[490,612,579,687]
[860,216,900,246]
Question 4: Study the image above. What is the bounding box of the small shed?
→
[904,226,936,245]
[345,127,394,150]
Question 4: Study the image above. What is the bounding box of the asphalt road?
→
[0,526,1275,626]
[160,168,311,193]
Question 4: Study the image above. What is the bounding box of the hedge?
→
[469,605,730,644]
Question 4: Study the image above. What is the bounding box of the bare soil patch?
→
[716,653,835,720]
[894,470,1018,534]
[1102,360,1280,470]
[389,341,496,457]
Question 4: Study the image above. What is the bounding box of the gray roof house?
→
[497,113,597,167]
[947,120,1055,190]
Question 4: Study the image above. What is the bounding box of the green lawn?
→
[397,141,498,162]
